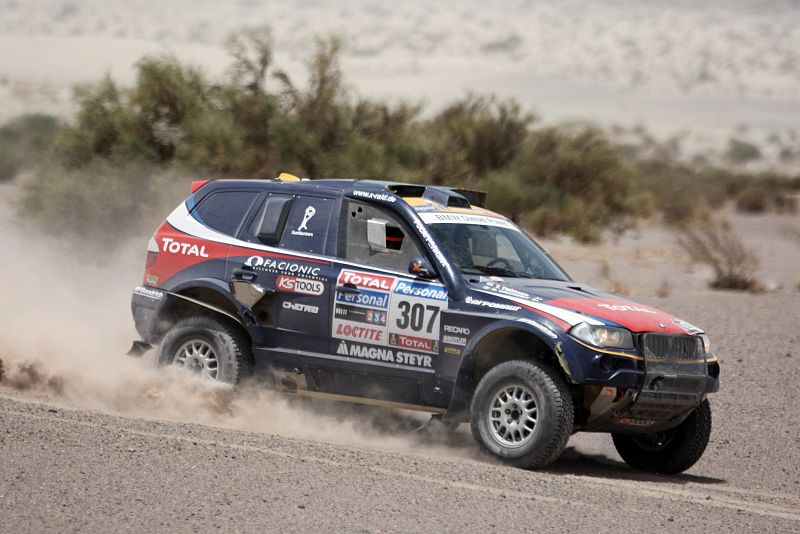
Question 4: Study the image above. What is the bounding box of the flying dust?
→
[0,192,475,461]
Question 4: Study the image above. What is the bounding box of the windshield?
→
[428,222,570,280]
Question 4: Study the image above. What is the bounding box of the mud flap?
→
[619,334,708,430]
[127,340,152,357]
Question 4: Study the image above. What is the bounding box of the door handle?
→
[232,269,258,282]
[335,283,360,295]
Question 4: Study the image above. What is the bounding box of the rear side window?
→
[340,200,424,272]
[279,196,335,254]
[192,190,259,237]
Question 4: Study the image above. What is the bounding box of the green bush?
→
[0,113,60,180]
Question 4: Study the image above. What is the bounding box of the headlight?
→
[698,334,711,354]
[570,323,634,349]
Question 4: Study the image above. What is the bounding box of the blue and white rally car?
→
[130,174,719,472]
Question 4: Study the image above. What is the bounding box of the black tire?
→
[470,360,574,469]
[156,316,253,385]
[612,399,712,475]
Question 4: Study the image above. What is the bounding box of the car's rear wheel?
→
[470,360,573,469]
[156,316,252,385]
[612,399,712,474]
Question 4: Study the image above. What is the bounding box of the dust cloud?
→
[0,191,473,460]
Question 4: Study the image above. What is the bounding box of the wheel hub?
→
[174,339,219,381]
[488,384,538,448]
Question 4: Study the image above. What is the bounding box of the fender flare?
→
[442,318,575,422]
[152,279,250,336]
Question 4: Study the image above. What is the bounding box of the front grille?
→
[641,334,701,361]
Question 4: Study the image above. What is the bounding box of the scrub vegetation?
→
[4,28,799,248]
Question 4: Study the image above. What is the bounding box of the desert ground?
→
[1,178,799,532]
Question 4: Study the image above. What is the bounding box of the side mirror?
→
[408,256,436,279]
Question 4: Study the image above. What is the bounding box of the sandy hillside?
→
[2,0,799,163]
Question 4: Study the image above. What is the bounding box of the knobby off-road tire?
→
[612,399,712,475]
[156,316,253,385]
[470,360,574,469]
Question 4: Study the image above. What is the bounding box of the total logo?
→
[277,275,325,296]
[338,270,395,291]
[161,237,209,257]
[389,333,438,354]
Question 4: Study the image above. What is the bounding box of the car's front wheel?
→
[156,316,253,385]
[470,360,574,469]
[612,399,712,474]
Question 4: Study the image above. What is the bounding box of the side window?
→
[341,200,424,272]
[193,190,259,237]
[278,196,335,254]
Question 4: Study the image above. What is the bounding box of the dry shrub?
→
[676,220,759,290]
[736,184,798,214]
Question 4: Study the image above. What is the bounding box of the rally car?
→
[130,174,719,473]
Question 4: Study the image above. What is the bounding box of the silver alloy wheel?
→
[174,339,219,381]
[488,384,539,448]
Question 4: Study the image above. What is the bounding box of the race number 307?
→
[396,301,440,333]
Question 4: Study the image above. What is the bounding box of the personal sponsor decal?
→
[389,333,439,354]
[133,286,164,300]
[335,340,432,369]
[442,334,467,347]
[334,305,387,326]
[245,256,322,278]
[291,206,316,237]
[335,288,391,309]
[393,279,448,301]
[276,275,325,296]
[161,237,209,257]
[418,211,517,230]
[282,301,319,314]
[338,270,395,291]
[335,323,384,342]
[597,303,657,314]
[443,346,462,356]
[517,318,559,339]
[352,191,397,203]
[465,295,521,311]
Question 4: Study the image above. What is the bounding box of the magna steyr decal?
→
[336,340,432,369]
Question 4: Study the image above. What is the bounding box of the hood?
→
[471,278,701,335]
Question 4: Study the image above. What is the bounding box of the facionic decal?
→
[245,256,322,278]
